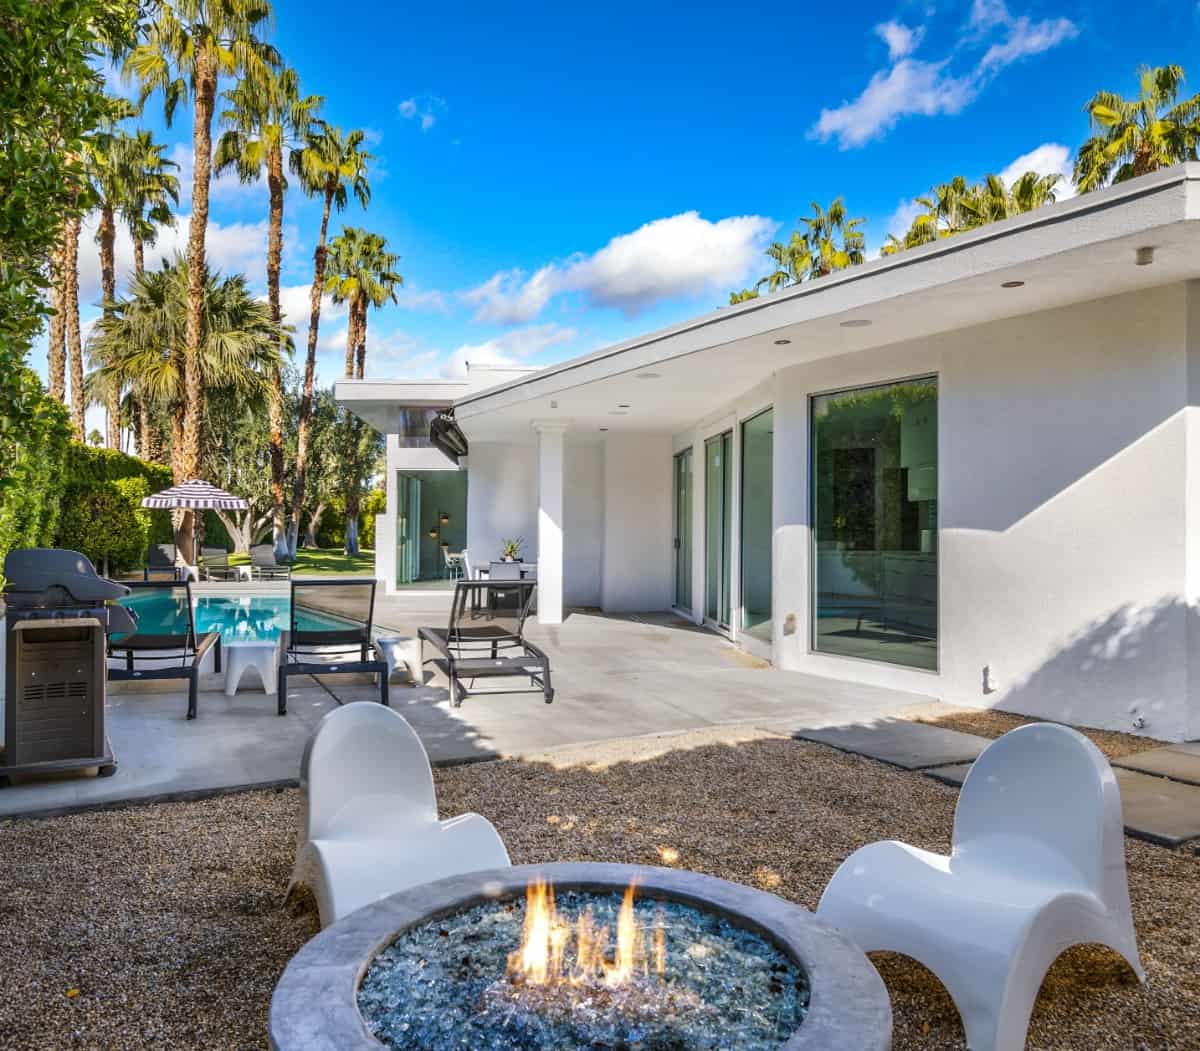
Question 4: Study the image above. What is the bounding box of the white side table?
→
[374,636,422,685]
[224,639,279,695]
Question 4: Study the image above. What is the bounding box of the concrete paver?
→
[1113,743,1200,787]
[795,720,991,770]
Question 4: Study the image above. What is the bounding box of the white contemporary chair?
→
[289,704,510,928]
[817,722,1144,1051]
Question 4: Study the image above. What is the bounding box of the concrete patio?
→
[0,606,940,818]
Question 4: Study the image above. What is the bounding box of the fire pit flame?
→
[507,879,665,989]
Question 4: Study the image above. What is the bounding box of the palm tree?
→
[123,0,279,550]
[760,232,812,294]
[800,198,865,279]
[728,287,760,304]
[119,129,180,277]
[324,227,403,380]
[1075,65,1200,192]
[286,122,372,555]
[216,66,322,556]
[87,257,286,557]
[324,227,402,555]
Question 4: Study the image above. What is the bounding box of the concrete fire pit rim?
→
[270,862,892,1051]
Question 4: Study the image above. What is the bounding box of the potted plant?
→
[500,537,523,562]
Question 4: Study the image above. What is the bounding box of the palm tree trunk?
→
[138,398,153,460]
[343,304,357,378]
[47,224,67,401]
[133,231,145,277]
[266,142,289,560]
[179,45,218,563]
[63,213,85,439]
[288,183,334,557]
[355,297,367,380]
[98,202,121,449]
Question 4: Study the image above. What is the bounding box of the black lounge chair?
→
[420,579,553,708]
[107,579,221,720]
[250,544,291,580]
[143,543,184,581]
[200,546,238,581]
[277,579,388,714]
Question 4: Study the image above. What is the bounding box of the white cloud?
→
[999,142,1076,199]
[75,210,284,308]
[394,287,450,313]
[810,3,1076,149]
[440,324,577,379]
[811,59,976,149]
[886,197,927,239]
[277,283,348,354]
[463,211,777,323]
[398,93,446,132]
[875,20,924,60]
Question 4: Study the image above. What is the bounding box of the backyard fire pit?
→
[270,863,892,1051]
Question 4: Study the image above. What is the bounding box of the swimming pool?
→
[118,593,352,643]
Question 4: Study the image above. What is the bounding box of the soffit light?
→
[773,338,792,345]
[840,319,872,328]
[1001,280,1025,288]
[617,403,631,408]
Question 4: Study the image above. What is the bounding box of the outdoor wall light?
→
[440,512,450,524]
[840,319,873,328]
[1135,246,1155,266]
[427,528,438,539]
[773,338,792,345]
[1001,280,1025,288]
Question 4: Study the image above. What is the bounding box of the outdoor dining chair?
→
[276,578,389,714]
[419,579,552,707]
[143,542,184,582]
[817,722,1144,1051]
[288,703,509,927]
[107,579,221,720]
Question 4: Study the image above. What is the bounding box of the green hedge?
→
[63,443,174,544]
[0,367,72,575]
[56,475,152,574]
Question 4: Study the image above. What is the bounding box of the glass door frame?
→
[807,373,940,672]
[673,447,693,613]
[703,428,734,632]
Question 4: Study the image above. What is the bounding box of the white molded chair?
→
[817,722,1144,1051]
[289,704,510,928]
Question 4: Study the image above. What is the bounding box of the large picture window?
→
[811,377,937,670]
[740,409,773,642]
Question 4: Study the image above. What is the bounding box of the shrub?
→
[56,475,151,574]
[63,442,174,543]
[359,488,385,549]
[0,368,72,577]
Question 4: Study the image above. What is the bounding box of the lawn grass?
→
[225,547,375,576]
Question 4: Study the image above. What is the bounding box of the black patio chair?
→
[143,542,184,581]
[107,579,221,720]
[420,579,553,708]
[250,543,291,580]
[200,546,238,581]
[277,578,388,715]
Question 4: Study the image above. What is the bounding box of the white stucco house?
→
[339,163,1200,742]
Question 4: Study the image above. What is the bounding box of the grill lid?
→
[3,549,131,606]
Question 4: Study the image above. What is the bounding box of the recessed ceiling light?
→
[635,372,661,379]
[773,338,792,345]
[617,403,630,409]
[600,427,609,432]
[1001,280,1025,288]
[840,319,872,328]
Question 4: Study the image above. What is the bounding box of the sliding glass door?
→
[673,448,693,610]
[704,431,732,627]
[811,377,938,670]
[740,409,773,642]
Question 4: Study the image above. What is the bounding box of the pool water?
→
[118,593,350,643]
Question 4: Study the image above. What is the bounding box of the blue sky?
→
[49,0,1200,433]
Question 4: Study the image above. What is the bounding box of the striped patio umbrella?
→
[141,479,249,512]
[142,481,249,565]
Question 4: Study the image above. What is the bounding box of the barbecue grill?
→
[1,548,135,784]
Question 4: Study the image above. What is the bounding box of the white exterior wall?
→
[600,433,673,613]
[772,283,1196,741]
[564,441,604,607]
[465,442,539,568]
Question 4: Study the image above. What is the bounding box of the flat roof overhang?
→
[447,164,1200,442]
[334,379,468,433]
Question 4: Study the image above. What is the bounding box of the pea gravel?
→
[0,726,1196,1050]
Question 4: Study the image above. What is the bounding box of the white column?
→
[534,422,566,625]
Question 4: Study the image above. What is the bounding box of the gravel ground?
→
[0,726,1195,1050]
[906,705,1169,759]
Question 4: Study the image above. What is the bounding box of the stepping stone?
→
[1113,743,1200,787]
[1114,770,1200,847]
[923,762,973,787]
[795,720,990,770]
